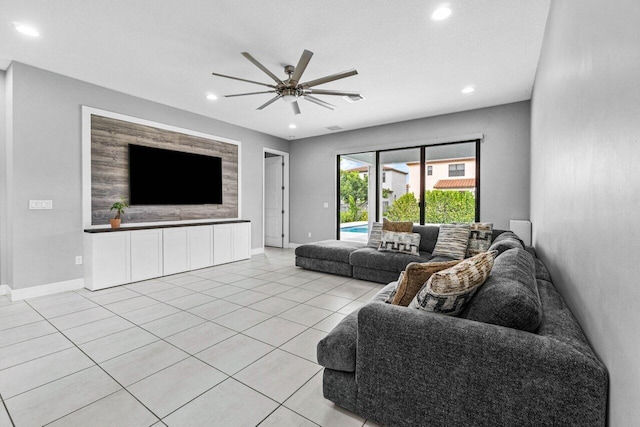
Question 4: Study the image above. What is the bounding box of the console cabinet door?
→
[188,226,213,270]
[163,228,189,275]
[213,224,233,265]
[86,233,130,290]
[130,229,163,282]
[232,223,251,261]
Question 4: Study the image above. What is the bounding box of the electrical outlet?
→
[323,202,329,208]
[75,256,83,265]
[308,232,312,238]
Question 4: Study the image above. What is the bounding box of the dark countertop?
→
[84,219,250,233]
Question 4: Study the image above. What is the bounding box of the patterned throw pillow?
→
[367,222,383,248]
[378,231,421,256]
[391,260,461,306]
[432,224,471,260]
[466,222,494,257]
[382,218,413,233]
[409,250,497,316]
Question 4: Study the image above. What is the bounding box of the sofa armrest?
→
[355,302,607,427]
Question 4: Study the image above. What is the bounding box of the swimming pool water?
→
[341,225,369,233]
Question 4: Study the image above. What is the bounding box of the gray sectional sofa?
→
[295,224,507,283]
[316,238,608,426]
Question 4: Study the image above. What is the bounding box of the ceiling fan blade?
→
[304,95,336,110]
[290,50,313,84]
[225,90,276,98]
[242,52,284,85]
[302,69,358,88]
[211,72,276,88]
[303,89,360,97]
[291,101,301,115]
[257,95,283,110]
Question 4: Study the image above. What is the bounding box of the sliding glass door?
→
[337,140,480,239]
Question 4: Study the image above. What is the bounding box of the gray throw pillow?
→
[432,224,471,260]
[367,222,383,248]
[463,248,542,332]
[378,231,421,256]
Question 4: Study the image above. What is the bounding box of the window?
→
[337,140,479,240]
[449,163,465,177]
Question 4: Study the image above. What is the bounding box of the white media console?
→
[84,221,251,291]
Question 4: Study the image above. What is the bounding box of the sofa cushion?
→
[391,260,461,306]
[350,247,432,273]
[383,218,413,232]
[412,224,440,253]
[366,222,383,248]
[409,250,496,316]
[466,222,493,257]
[463,248,542,332]
[378,231,421,256]
[488,231,524,256]
[432,224,471,260]
[317,282,396,372]
[295,240,365,263]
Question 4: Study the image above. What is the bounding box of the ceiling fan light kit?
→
[212,50,361,115]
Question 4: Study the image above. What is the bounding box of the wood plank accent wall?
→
[91,115,238,225]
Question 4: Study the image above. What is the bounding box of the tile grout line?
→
[0,393,16,427]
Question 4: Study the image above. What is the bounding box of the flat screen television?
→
[128,144,223,205]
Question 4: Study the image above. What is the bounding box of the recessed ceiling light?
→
[288,124,297,129]
[206,93,218,100]
[462,85,475,94]
[430,6,452,21]
[13,22,40,37]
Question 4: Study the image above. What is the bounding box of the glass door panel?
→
[338,152,375,241]
[424,142,477,224]
[379,148,421,223]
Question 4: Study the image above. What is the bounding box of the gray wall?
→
[3,62,288,290]
[289,101,531,244]
[0,70,7,286]
[531,0,640,424]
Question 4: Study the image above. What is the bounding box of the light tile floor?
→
[0,248,383,426]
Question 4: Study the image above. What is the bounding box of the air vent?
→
[326,125,343,131]
[343,95,365,103]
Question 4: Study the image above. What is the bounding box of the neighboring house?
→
[407,157,476,196]
[345,165,408,213]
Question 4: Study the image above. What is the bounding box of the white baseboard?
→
[9,278,85,302]
[251,247,265,256]
[287,242,302,249]
[0,284,9,296]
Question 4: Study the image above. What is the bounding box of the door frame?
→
[263,148,290,249]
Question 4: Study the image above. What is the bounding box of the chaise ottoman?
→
[295,240,365,277]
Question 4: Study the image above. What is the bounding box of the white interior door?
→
[265,155,283,247]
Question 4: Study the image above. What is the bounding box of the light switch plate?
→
[29,200,53,210]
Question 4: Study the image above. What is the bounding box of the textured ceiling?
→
[0,0,550,140]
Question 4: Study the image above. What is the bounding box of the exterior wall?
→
[3,62,288,290]
[408,157,476,194]
[530,0,640,424]
[290,101,531,244]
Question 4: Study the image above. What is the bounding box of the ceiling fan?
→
[212,50,361,115]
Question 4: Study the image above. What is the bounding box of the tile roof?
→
[433,178,476,189]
